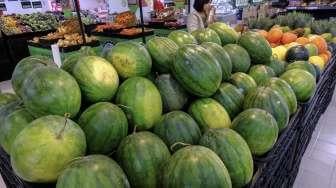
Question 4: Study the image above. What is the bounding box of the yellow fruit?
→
[285,42,300,49]
[272,45,287,61]
[309,56,325,70]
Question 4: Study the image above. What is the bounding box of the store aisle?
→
[294,87,336,188]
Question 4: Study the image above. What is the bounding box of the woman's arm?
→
[206,6,216,25]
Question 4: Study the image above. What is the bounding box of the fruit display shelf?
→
[0,51,335,188]
[249,50,336,188]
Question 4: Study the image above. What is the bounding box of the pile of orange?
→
[256,28,332,68]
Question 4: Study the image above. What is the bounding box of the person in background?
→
[154,0,165,12]
[187,0,216,32]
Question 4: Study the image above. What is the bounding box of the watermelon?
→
[188,98,231,131]
[171,44,222,97]
[201,42,232,81]
[266,57,287,76]
[0,108,34,154]
[0,93,19,108]
[56,155,130,188]
[146,37,179,73]
[11,55,54,96]
[116,77,162,130]
[153,111,201,152]
[106,41,152,78]
[11,115,86,182]
[261,78,298,115]
[168,30,197,47]
[285,61,316,78]
[61,46,96,74]
[78,102,128,154]
[200,128,253,188]
[244,87,289,131]
[285,45,309,63]
[213,83,244,119]
[209,22,239,45]
[155,74,188,112]
[21,67,81,118]
[191,28,222,45]
[162,145,232,188]
[238,31,272,64]
[72,56,119,103]
[117,132,170,188]
[248,65,275,85]
[280,69,316,102]
[232,109,279,156]
[223,44,251,73]
[229,72,257,95]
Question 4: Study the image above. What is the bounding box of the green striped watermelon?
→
[155,74,188,112]
[191,28,222,45]
[201,42,232,81]
[61,46,96,74]
[162,145,232,188]
[232,109,279,156]
[223,44,251,73]
[0,108,34,154]
[280,69,316,102]
[229,72,257,95]
[188,98,231,131]
[200,128,253,188]
[73,56,119,103]
[285,61,317,78]
[56,155,130,188]
[153,111,201,152]
[21,67,81,118]
[209,22,239,45]
[116,77,162,130]
[248,65,275,85]
[0,93,19,108]
[11,115,86,182]
[244,87,289,131]
[106,41,152,78]
[146,37,179,73]
[213,83,244,119]
[11,55,54,97]
[266,57,287,76]
[261,77,298,114]
[238,31,272,64]
[117,132,170,188]
[168,30,197,47]
[171,44,222,97]
[78,102,128,154]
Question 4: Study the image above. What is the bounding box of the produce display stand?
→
[92,31,155,44]
[286,6,336,19]
[146,24,187,37]
[0,47,335,187]
[28,43,102,61]
[248,50,336,188]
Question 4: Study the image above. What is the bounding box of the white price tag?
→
[51,44,62,68]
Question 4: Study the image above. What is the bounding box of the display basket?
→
[92,29,154,39]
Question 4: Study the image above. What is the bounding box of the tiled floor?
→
[0,81,335,188]
[293,88,336,188]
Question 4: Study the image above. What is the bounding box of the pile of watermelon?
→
[0,22,319,188]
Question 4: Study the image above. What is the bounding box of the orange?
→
[296,37,310,45]
[267,28,283,43]
[257,30,268,38]
[281,32,298,44]
[310,36,328,54]
[270,43,280,48]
